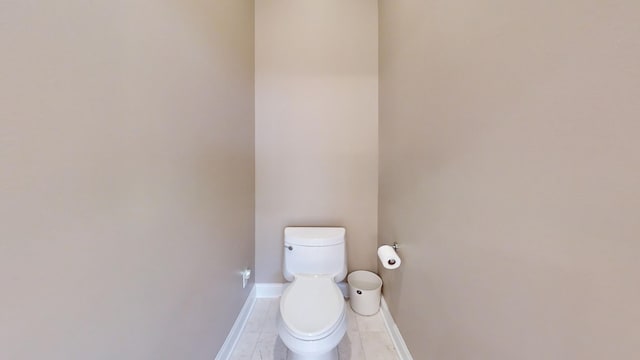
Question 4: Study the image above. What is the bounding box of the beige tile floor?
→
[230,298,400,360]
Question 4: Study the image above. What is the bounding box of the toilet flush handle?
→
[285,245,293,251]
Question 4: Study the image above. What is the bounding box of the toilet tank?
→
[283,227,347,282]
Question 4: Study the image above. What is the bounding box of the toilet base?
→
[288,347,338,360]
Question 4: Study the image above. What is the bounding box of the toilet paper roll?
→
[377,245,401,270]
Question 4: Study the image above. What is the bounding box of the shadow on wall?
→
[379,256,405,317]
[168,0,254,63]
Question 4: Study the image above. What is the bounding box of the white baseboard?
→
[380,296,414,360]
[215,286,257,360]
[255,283,284,298]
[255,282,349,298]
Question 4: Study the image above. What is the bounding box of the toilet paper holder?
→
[388,242,399,265]
[378,242,402,269]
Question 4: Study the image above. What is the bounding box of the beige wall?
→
[379,1,640,359]
[0,1,254,359]
[255,0,378,282]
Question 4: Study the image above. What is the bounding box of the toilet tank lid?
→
[284,227,345,246]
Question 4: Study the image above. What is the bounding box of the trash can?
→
[348,270,383,316]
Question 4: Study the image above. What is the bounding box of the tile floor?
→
[230,297,400,360]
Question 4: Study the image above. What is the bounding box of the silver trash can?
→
[348,270,383,316]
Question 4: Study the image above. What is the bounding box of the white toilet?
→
[277,227,348,360]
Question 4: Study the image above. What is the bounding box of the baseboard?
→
[380,296,414,360]
[255,282,349,298]
[215,286,257,360]
[255,283,284,298]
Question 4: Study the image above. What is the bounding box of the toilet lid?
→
[280,274,345,340]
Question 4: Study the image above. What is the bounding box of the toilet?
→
[277,227,348,360]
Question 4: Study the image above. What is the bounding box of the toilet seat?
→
[280,274,345,341]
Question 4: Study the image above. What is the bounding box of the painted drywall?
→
[379,1,640,359]
[255,0,378,282]
[0,1,254,359]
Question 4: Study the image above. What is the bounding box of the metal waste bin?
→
[348,270,383,316]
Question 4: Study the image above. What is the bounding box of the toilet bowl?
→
[278,274,347,360]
